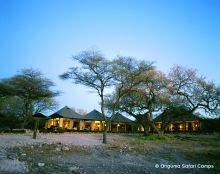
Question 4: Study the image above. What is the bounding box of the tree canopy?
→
[168,65,220,115]
[60,50,220,139]
[60,50,115,143]
[0,69,59,128]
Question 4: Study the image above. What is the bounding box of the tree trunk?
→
[160,122,166,133]
[33,118,39,139]
[103,129,107,144]
[143,124,149,136]
[103,122,109,144]
[148,109,160,135]
[22,100,29,128]
[100,91,109,144]
[159,128,165,135]
[160,112,172,133]
[150,121,160,135]
[22,100,33,129]
[22,110,28,129]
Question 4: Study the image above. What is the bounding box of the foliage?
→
[115,63,169,135]
[0,113,23,131]
[156,65,220,132]
[0,96,23,117]
[60,50,220,138]
[168,65,220,115]
[0,69,59,128]
[60,50,114,95]
[60,50,114,143]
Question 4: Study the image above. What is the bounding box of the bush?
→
[0,113,22,130]
[139,134,167,141]
[0,127,11,133]
[11,129,26,133]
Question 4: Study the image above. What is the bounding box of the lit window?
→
[158,123,161,128]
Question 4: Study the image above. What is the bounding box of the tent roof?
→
[84,110,132,123]
[50,106,83,119]
[84,109,104,121]
[154,114,201,122]
[111,113,133,123]
[32,113,47,118]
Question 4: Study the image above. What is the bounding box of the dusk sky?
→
[0,0,220,113]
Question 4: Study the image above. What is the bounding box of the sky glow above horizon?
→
[0,0,220,114]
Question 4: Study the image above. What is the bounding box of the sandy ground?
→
[0,133,102,174]
[0,133,103,147]
[0,133,219,174]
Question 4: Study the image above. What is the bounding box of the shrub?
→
[139,134,167,141]
[0,113,22,130]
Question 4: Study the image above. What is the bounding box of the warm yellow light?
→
[158,123,161,128]
[117,124,120,127]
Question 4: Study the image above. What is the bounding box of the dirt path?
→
[0,133,219,174]
[0,133,102,174]
[0,133,103,147]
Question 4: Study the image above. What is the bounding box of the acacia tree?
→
[0,69,59,138]
[159,65,220,132]
[104,57,153,129]
[60,50,115,144]
[33,98,58,114]
[169,65,220,114]
[118,68,169,135]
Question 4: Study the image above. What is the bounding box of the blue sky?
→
[0,0,220,113]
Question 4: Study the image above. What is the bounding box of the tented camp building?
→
[45,106,133,133]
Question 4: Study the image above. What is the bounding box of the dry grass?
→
[106,133,220,167]
[170,134,220,168]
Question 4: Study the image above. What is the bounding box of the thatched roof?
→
[49,107,133,123]
[84,109,104,121]
[50,106,83,119]
[32,113,47,118]
[84,110,132,123]
[111,113,133,123]
[154,113,201,122]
